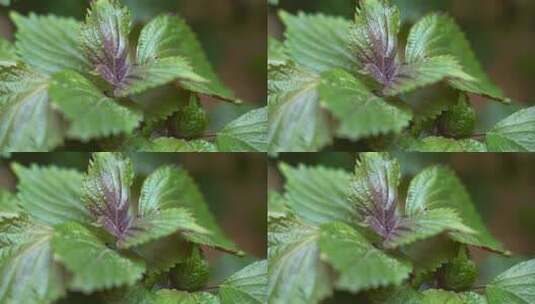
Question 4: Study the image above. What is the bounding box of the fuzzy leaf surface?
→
[279,11,358,74]
[10,12,90,74]
[279,163,356,226]
[12,163,91,225]
[0,218,65,304]
[154,289,220,304]
[137,14,236,102]
[406,14,507,102]
[268,63,331,152]
[421,289,464,304]
[319,221,412,292]
[0,38,18,67]
[406,137,487,152]
[268,216,332,304]
[0,189,21,220]
[216,107,267,152]
[49,70,142,140]
[486,106,535,152]
[486,259,535,304]
[0,65,62,152]
[219,260,267,304]
[319,69,411,139]
[405,166,506,253]
[51,221,145,292]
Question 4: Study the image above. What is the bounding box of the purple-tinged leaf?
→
[82,152,134,241]
[350,153,402,241]
[348,0,401,88]
[80,0,133,91]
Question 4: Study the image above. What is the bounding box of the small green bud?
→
[173,95,207,138]
[441,246,477,291]
[439,94,476,138]
[170,246,209,291]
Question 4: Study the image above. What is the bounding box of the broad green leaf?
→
[119,208,208,249]
[279,163,356,226]
[319,221,412,292]
[406,14,508,102]
[126,137,218,152]
[154,289,220,304]
[350,152,401,220]
[10,12,90,74]
[116,56,206,97]
[400,83,459,122]
[0,218,65,304]
[268,190,290,219]
[135,234,193,275]
[268,37,289,66]
[279,11,358,74]
[421,289,464,304]
[403,236,458,276]
[141,166,239,253]
[460,292,488,304]
[51,221,145,292]
[49,70,142,141]
[378,287,423,304]
[0,65,63,152]
[385,55,474,96]
[137,14,237,102]
[0,38,18,67]
[268,216,332,304]
[268,63,331,152]
[319,69,411,139]
[383,208,475,249]
[216,107,267,152]
[219,260,267,304]
[11,163,91,225]
[486,259,535,304]
[0,189,21,220]
[486,106,535,152]
[405,166,506,253]
[406,136,487,152]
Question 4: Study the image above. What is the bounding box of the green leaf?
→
[268,190,290,219]
[405,166,506,253]
[216,107,267,152]
[319,221,412,292]
[406,14,508,102]
[137,14,237,102]
[140,166,239,253]
[0,189,21,220]
[268,37,289,66]
[385,55,474,96]
[421,289,464,304]
[11,163,91,225]
[383,208,475,249]
[268,63,331,152]
[406,136,487,152]
[49,70,142,141]
[219,260,267,304]
[51,221,145,292]
[154,289,220,304]
[116,56,206,97]
[279,163,356,226]
[0,38,18,67]
[350,152,401,221]
[486,106,535,152]
[119,208,208,249]
[10,12,90,74]
[268,216,332,304]
[0,65,63,152]
[460,292,488,304]
[0,218,65,304]
[486,259,535,304]
[135,234,192,275]
[279,11,358,74]
[128,137,218,152]
[319,69,412,139]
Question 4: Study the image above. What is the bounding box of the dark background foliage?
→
[269,0,535,133]
[0,152,267,284]
[269,153,535,303]
[1,0,266,129]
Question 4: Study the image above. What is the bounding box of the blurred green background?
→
[0,0,266,127]
[0,152,267,284]
[269,0,535,129]
[269,153,535,302]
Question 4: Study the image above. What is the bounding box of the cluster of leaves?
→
[0,0,266,152]
[268,152,535,303]
[268,0,535,152]
[0,153,267,304]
